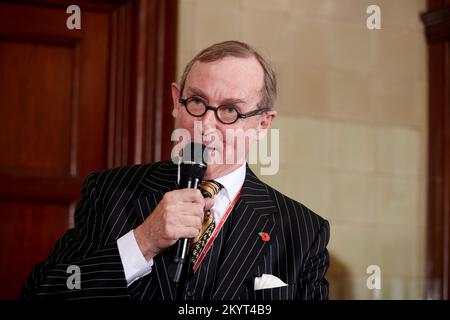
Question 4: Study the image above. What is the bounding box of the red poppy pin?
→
[258,232,270,242]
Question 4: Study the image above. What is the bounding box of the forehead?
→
[185,56,264,101]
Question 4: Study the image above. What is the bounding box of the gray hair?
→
[179,40,277,109]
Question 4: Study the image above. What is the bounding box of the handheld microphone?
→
[172,142,208,283]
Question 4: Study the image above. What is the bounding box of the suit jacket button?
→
[187,290,194,297]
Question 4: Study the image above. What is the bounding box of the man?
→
[20,41,330,300]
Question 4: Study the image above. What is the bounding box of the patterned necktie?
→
[190,180,223,270]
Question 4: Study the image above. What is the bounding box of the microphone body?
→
[172,143,207,283]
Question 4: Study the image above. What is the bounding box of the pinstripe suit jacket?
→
[20,161,330,300]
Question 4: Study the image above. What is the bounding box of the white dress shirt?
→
[117,163,246,286]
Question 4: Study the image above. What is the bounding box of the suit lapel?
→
[130,162,279,300]
[131,161,179,300]
[133,161,178,225]
[212,166,278,300]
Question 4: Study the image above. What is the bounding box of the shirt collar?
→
[214,163,246,202]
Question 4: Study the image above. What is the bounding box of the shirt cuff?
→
[117,229,154,286]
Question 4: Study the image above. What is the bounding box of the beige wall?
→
[177,0,427,299]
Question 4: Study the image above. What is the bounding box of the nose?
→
[201,108,217,129]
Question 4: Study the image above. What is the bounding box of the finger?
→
[204,198,214,211]
[176,226,201,239]
[178,215,203,230]
[177,203,205,218]
[174,189,204,203]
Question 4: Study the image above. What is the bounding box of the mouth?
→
[201,131,223,154]
[205,145,219,152]
[202,139,220,151]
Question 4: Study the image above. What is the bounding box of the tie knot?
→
[200,180,223,198]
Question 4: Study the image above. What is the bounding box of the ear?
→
[256,110,277,140]
[171,82,181,118]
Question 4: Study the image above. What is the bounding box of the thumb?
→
[204,198,215,211]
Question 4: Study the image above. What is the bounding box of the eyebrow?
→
[186,86,246,105]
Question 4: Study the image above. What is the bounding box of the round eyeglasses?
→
[178,97,270,125]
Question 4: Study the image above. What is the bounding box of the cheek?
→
[173,116,195,145]
[222,128,242,150]
[224,123,258,148]
[174,112,193,130]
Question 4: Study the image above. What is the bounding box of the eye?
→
[190,96,205,105]
[223,105,237,114]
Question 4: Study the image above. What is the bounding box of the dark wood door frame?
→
[19,0,178,167]
[0,0,177,204]
[107,0,177,167]
[0,0,176,298]
[421,0,450,300]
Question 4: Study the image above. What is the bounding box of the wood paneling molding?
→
[422,0,450,300]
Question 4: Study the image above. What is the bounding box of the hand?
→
[134,189,214,261]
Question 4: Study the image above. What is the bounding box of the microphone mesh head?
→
[181,142,208,167]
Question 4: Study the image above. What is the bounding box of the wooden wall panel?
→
[0,0,176,299]
[0,41,73,177]
[0,201,68,298]
[422,0,450,300]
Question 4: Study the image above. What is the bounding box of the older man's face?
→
[171,56,276,179]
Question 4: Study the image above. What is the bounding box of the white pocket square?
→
[254,274,288,290]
